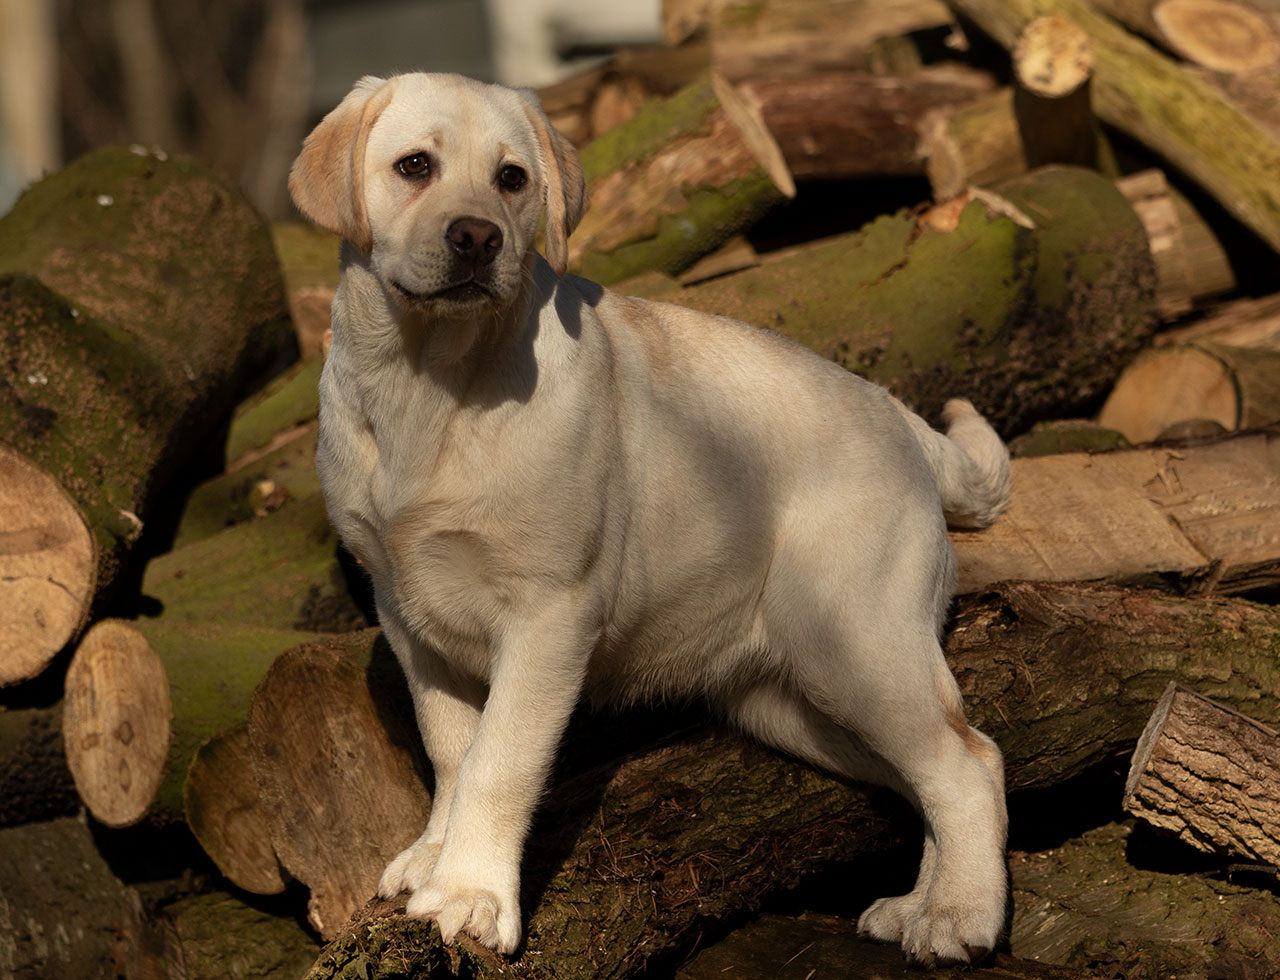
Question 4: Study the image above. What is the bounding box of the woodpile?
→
[5,1,1280,978]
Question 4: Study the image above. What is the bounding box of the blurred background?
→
[0,0,663,217]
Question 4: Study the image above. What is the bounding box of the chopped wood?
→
[1093,0,1280,73]
[740,65,998,180]
[1012,15,1101,169]
[1159,291,1280,348]
[1124,682,1280,866]
[571,72,795,285]
[947,0,1280,253]
[62,620,172,829]
[1098,342,1280,442]
[952,428,1280,595]
[247,636,429,938]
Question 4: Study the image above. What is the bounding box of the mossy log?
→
[947,0,1280,253]
[297,581,1280,979]
[63,618,326,828]
[271,222,341,360]
[570,73,795,285]
[629,165,1157,435]
[0,146,293,686]
[952,428,1280,595]
[0,702,78,827]
[223,354,322,469]
[159,889,321,980]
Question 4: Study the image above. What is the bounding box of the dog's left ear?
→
[519,92,587,277]
[289,75,395,254]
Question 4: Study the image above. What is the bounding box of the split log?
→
[1159,290,1280,348]
[0,146,293,686]
[1092,0,1280,74]
[946,0,1280,253]
[1097,342,1280,443]
[951,428,1280,595]
[1123,683,1280,866]
[739,65,997,181]
[704,0,955,81]
[300,581,1280,979]
[246,634,429,938]
[571,73,795,285]
[62,619,325,828]
[631,165,1157,435]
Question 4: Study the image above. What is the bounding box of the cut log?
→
[300,581,1280,979]
[1116,169,1236,319]
[1097,342,1280,442]
[1159,290,1280,348]
[247,635,429,938]
[630,165,1157,435]
[0,146,293,685]
[1094,0,1280,74]
[1123,683,1280,866]
[947,0,1280,253]
[271,222,341,360]
[183,727,286,895]
[919,87,1028,199]
[740,65,997,180]
[951,428,1280,595]
[1011,15,1101,169]
[63,619,324,828]
[705,0,954,81]
[571,72,795,285]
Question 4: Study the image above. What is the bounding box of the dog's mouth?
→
[392,279,495,305]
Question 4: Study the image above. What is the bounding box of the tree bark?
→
[0,145,293,685]
[952,428,1280,595]
[0,702,78,826]
[628,165,1157,435]
[1123,682,1280,866]
[1097,342,1280,442]
[572,73,795,286]
[739,65,997,180]
[299,580,1280,979]
[946,0,1280,253]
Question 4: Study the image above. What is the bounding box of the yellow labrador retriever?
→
[290,72,1011,967]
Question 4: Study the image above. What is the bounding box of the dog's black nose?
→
[446,217,503,267]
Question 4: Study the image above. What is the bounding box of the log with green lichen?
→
[299,580,1280,980]
[0,146,294,686]
[946,0,1280,254]
[625,165,1157,435]
[569,72,795,285]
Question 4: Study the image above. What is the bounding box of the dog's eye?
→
[397,154,431,179]
[497,165,527,192]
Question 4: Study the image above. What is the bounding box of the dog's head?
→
[289,73,586,317]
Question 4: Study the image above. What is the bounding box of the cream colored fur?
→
[290,72,1012,967]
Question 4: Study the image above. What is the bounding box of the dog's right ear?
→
[289,75,394,254]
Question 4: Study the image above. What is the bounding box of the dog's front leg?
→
[406,603,594,954]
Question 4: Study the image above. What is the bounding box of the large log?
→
[292,581,1280,978]
[1123,683,1280,865]
[0,146,293,686]
[951,428,1280,595]
[571,73,795,285]
[1092,0,1280,74]
[946,0,1280,253]
[627,165,1157,435]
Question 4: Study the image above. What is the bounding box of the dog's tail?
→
[897,398,1011,529]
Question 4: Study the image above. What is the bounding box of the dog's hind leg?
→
[729,636,1007,967]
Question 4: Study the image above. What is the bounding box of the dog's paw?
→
[859,894,1000,967]
[407,879,521,954]
[378,839,442,898]
[857,892,922,944]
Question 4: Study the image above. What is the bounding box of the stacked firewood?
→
[4,1,1280,977]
